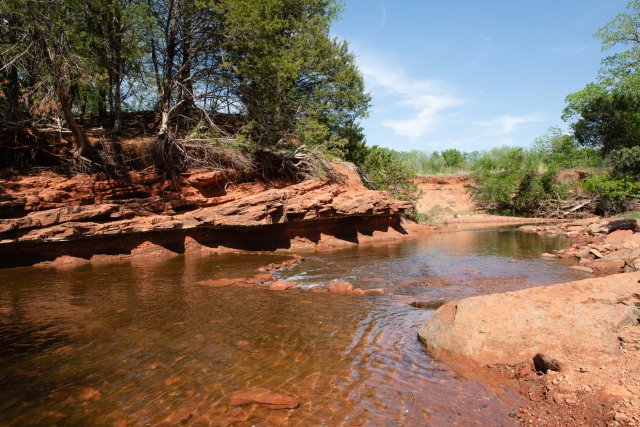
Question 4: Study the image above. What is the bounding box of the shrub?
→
[582,172,640,214]
[469,147,570,215]
[471,147,535,211]
[532,127,604,169]
[607,146,640,179]
[350,145,420,218]
[441,149,465,169]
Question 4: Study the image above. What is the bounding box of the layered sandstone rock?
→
[0,163,412,267]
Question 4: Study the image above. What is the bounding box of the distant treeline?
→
[392,127,604,177]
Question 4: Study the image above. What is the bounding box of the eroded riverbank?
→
[0,228,584,425]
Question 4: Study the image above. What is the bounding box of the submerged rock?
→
[362,288,386,296]
[569,265,593,273]
[78,388,101,401]
[228,388,298,409]
[409,300,447,310]
[197,278,242,288]
[328,279,353,294]
[269,280,299,291]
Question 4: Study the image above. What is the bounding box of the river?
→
[0,227,588,426]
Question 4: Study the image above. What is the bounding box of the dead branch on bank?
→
[533,193,596,218]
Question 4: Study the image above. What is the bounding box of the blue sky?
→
[332,0,628,152]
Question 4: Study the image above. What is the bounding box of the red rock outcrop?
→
[0,162,412,267]
[521,218,640,276]
[419,271,640,424]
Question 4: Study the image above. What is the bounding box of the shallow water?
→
[0,228,587,426]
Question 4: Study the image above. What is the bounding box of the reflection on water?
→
[0,229,586,426]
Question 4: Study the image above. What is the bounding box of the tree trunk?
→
[157,0,179,135]
[5,65,21,119]
[160,109,170,134]
[5,20,21,119]
[112,73,122,134]
[57,85,91,157]
[111,6,124,135]
[40,36,93,157]
[179,0,194,113]
[80,91,87,116]
[98,88,107,120]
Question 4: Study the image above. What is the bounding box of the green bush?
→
[441,149,465,169]
[348,145,420,218]
[532,127,603,169]
[607,146,640,179]
[582,172,640,214]
[469,147,569,215]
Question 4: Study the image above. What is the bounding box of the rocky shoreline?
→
[520,217,640,275]
[420,217,640,425]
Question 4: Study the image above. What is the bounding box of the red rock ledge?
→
[0,163,412,268]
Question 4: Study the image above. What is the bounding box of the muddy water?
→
[0,228,587,426]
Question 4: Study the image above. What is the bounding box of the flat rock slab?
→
[418,272,640,367]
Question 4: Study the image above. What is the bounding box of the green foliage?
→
[386,126,608,216]
[351,145,420,217]
[621,212,640,219]
[77,0,151,112]
[470,147,535,211]
[532,127,603,169]
[1,0,370,158]
[607,146,640,178]
[392,150,472,175]
[582,172,640,214]
[441,149,465,169]
[563,1,640,154]
[563,82,640,153]
[468,146,569,215]
[0,0,94,112]
[221,0,369,151]
[595,0,640,82]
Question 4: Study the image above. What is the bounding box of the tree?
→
[532,127,593,168]
[80,0,149,134]
[0,11,23,120]
[563,82,640,153]
[564,1,640,154]
[442,149,464,168]
[595,0,640,83]
[0,0,371,171]
[606,145,640,178]
[221,0,369,151]
[146,0,224,132]
[0,0,96,158]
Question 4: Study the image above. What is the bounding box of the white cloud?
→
[545,45,590,55]
[359,57,464,140]
[474,114,543,136]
